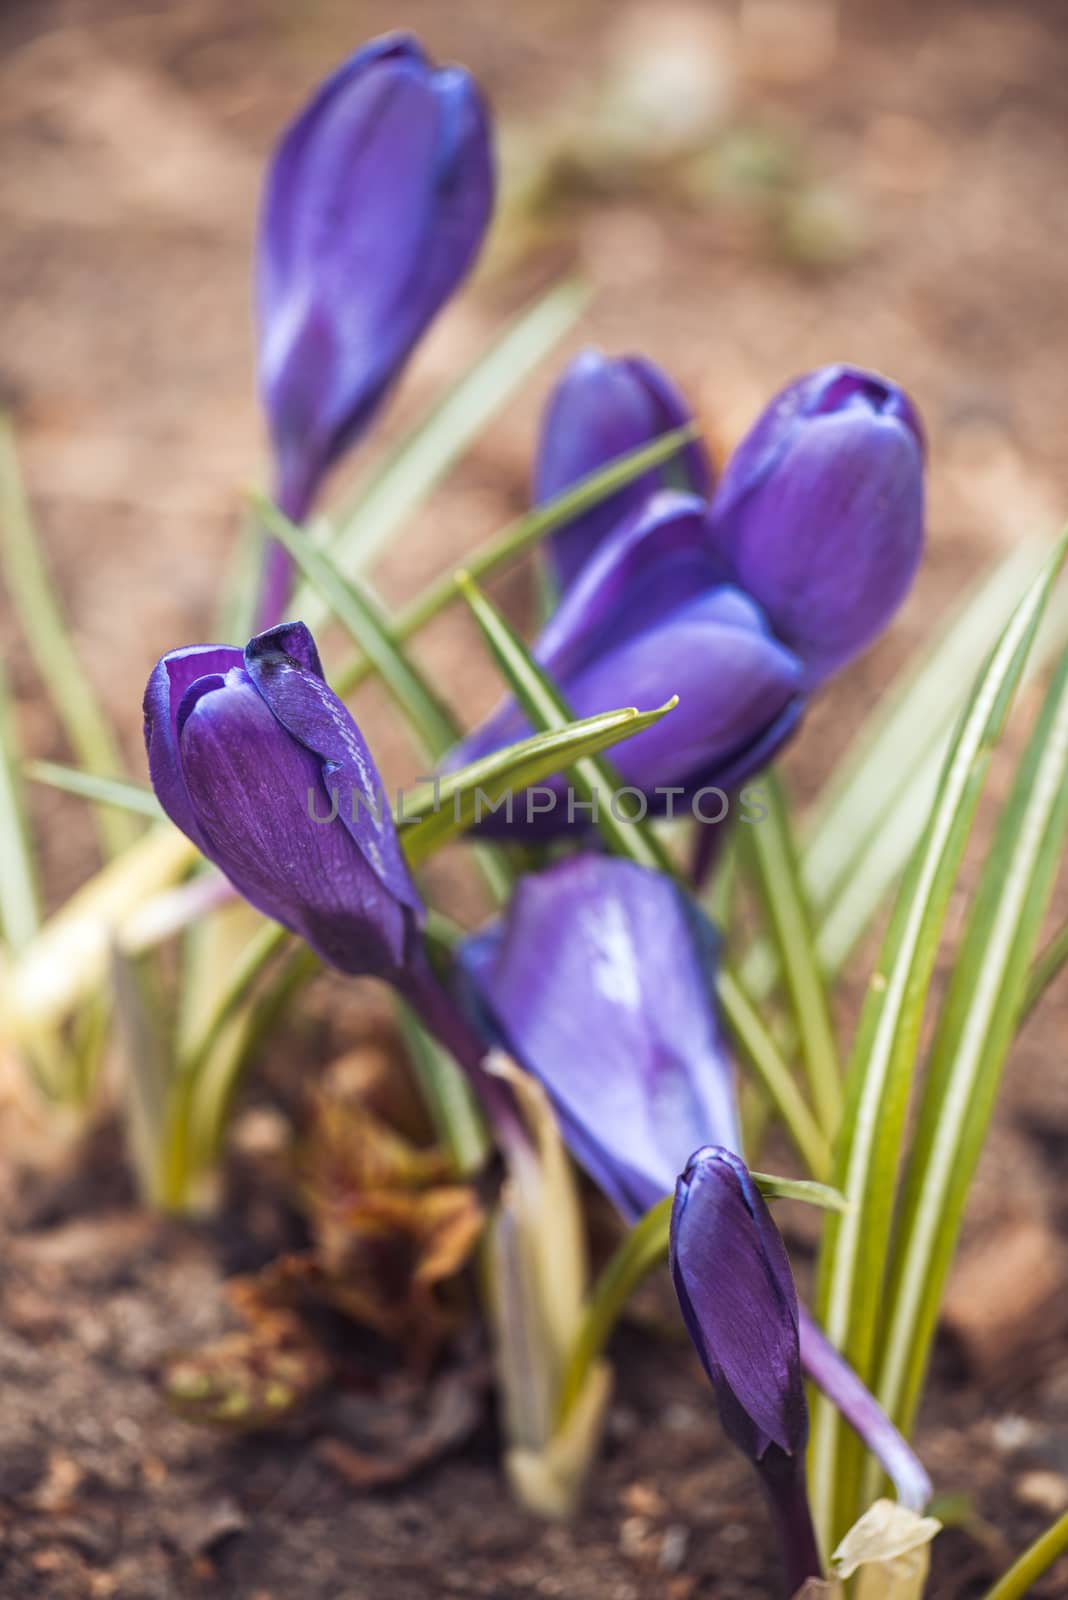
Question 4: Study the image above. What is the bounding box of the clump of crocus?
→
[460,854,932,1512]
[670,1146,821,1596]
[535,349,713,590]
[447,492,805,833]
[446,361,924,835]
[709,363,925,685]
[143,621,516,1138]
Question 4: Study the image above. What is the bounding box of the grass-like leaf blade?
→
[0,663,42,951]
[401,702,678,867]
[0,417,138,856]
[809,531,1068,1548]
[874,636,1068,1446]
[27,760,163,819]
[743,769,842,1135]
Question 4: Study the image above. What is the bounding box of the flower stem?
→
[759,1449,824,1596]
[401,960,527,1157]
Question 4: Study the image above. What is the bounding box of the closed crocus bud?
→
[536,350,713,590]
[447,492,804,837]
[257,33,495,521]
[670,1146,821,1595]
[144,622,423,981]
[710,364,925,685]
[459,856,740,1221]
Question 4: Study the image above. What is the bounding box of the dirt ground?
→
[2,0,1068,1595]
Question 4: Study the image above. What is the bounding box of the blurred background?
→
[2,2,1068,1596]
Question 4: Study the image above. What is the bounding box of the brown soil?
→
[2,1,1068,1596]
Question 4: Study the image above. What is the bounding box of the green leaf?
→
[874,635,1068,1446]
[809,532,1068,1549]
[396,1000,489,1176]
[980,1510,1068,1600]
[455,571,824,1180]
[400,701,679,867]
[256,495,461,759]
[1020,914,1068,1021]
[330,425,700,700]
[27,760,163,819]
[0,663,42,951]
[555,1195,672,1427]
[743,769,842,1135]
[803,542,1054,925]
[749,1172,849,1212]
[0,417,138,856]
[715,967,833,1181]
[300,277,589,617]
[741,541,1068,1000]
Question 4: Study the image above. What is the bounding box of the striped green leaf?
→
[874,636,1068,1448]
[809,532,1067,1549]
[0,417,138,856]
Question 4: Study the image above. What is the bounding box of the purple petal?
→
[670,1146,807,1461]
[458,857,740,1218]
[710,364,925,683]
[535,350,713,589]
[257,33,494,509]
[143,644,245,851]
[175,662,414,977]
[243,623,423,924]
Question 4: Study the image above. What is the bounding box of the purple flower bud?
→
[535,350,713,590]
[670,1146,821,1594]
[257,34,495,519]
[709,364,925,684]
[144,621,423,981]
[671,1147,807,1460]
[459,857,740,1219]
[447,493,805,837]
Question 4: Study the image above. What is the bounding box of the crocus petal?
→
[449,540,804,835]
[710,364,925,684]
[459,857,740,1218]
[535,350,713,589]
[143,643,245,851]
[243,623,423,926]
[258,33,494,513]
[670,1146,807,1461]
[175,664,412,977]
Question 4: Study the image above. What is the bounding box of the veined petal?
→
[143,643,245,850]
[670,1146,806,1461]
[176,665,412,977]
[459,857,740,1218]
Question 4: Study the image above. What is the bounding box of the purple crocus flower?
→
[670,1146,821,1595]
[709,364,925,685]
[258,33,494,519]
[144,622,422,981]
[459,855,932,1512]
[145,621,523,1140]
[446,492,805,836]
[535,350,713,591]
[255,34,494,628]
